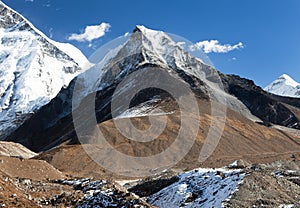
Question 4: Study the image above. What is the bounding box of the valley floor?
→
[1,145,300,207]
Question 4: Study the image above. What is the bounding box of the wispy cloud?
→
[68,22,111,42]
[25,0,34,2]
[190,40,244,53]
[43,3,51,7]
[42,0,51,7]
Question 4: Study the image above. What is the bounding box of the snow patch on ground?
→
[114,98,174,119]
[147,168,245,208]
[279,204,295,208]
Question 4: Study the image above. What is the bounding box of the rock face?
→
[265,74,300,98]
[0,1,89,138]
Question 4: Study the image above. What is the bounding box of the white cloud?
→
[68,22,111,42]
[190,40,244,53]
[25,0,34,2]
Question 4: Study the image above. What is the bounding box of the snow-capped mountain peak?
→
[0,1,91,138]
[93,24,215,88]
[278,74,299,87]
[264,74,300,98]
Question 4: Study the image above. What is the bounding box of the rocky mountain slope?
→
[34,106,300,178]
[0,1,90,138]
[265,74,300,98]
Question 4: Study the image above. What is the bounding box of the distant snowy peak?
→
[264,74,300,98]
[279,74,300,87]
[0,1,90,138]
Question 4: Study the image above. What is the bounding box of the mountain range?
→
[0,1,300,207]
[4,24,300,153]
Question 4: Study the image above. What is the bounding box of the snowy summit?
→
[264,74,300,98]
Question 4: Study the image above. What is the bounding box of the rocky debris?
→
[228,159,251,169]
[117,160,300,208]
[0,175,84,207]
[39,192,84,207]
[0,171,153,207]
[224,160,300,207]
[2,154,300,207]
[53,178,154,207]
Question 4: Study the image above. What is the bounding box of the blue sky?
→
[2,0,300,87]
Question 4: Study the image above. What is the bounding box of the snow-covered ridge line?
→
[0,0,89,69]
[264,74,300,98]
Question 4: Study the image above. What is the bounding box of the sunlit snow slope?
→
[0,1,90,138]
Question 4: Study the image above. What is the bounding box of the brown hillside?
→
[36,99,300,179]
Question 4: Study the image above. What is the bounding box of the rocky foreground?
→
[1,142,300,208]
